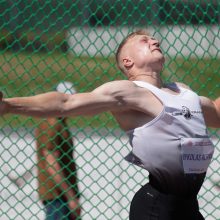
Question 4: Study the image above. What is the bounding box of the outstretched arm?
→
[0,83,122,118]
[200,96,220,128]
[0,80,141,118]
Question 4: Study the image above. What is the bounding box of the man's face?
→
[124,34,165,72]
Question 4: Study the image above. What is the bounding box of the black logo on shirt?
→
[182,106,192,119]
[172,106,202,120]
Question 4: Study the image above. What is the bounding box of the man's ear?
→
[122,57,133,69]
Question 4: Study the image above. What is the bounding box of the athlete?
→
[36,82,81,220]
[0,30,219,220]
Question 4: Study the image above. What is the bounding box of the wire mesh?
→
[0,0,219,219]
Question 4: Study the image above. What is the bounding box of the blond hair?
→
[115,29,150,73]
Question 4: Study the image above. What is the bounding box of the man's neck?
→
[128,72,163,88]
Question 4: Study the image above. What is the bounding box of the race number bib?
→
[181,137,214,174]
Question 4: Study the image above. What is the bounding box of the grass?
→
[0,51,219,129]
[0,50,123,129]
[164,57,220,98]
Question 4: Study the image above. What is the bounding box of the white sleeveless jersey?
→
[125,81,214,196]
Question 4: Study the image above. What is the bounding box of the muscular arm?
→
[1,80,140,118]
[200,96,220,128]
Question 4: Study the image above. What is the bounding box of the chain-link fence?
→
[0,0,219,219]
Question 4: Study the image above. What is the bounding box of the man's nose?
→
[149,38,160,46]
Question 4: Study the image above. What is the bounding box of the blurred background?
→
[0,0,219,219]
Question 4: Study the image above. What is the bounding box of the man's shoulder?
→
[103,80,134,86]
[37,118,61,130]
[94,80,135,94]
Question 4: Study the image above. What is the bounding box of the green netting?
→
[0,0,219,219]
